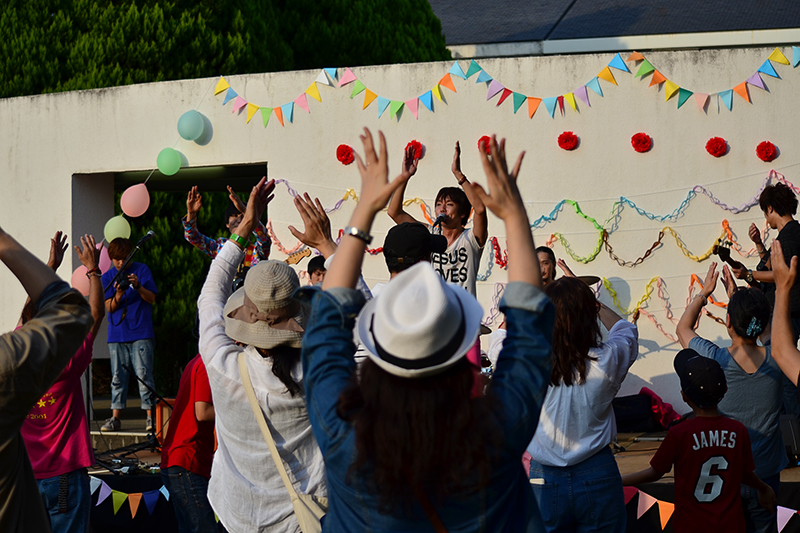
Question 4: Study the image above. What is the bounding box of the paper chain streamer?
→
[215,48,799,125]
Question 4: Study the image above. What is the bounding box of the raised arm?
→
[451,141,488,247]
[288,193,337,259]
[598,302,623,331]
[677,262,718,348]
[75,234,105,337]
[182,186,220,258]
[770,240,800,385]
[0,228,62,302]
[17,231,68,328]
[386,145,420,224]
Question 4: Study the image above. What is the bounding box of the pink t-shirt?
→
[21,333,95,479]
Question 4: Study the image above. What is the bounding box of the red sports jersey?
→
[650,415,755,533]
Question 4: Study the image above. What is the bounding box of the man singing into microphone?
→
[100,236,158,432]
[388,141,487,296]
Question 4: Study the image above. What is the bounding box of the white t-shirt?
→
[429,227,484,296]
[527,320,639,467]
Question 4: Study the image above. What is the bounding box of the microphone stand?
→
[103,237,149,293]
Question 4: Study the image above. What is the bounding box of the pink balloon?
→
[97,243,111,273]
[120,183,150,218]
[71,266,90,296]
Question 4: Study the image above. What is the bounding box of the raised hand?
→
[721,264,739,298]
[700,262,719,298]
[470,136,526,221]
[557,258,576,278]
[353,129,407,215]
[227,186,247,215]
[187,186,203,220]
[748,223,763,246]
[772,240,797,292]
[400,144,418,181]
[235,177,275,239]
[74,235,100,271]
[47,231,68,270]
[451,141,463,178]
[288,193,336,258]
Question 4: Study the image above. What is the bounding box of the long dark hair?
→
[257,345,302,396]
[336,358,501,512]
[545,277,601,386]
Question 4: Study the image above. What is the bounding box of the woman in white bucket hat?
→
[297,129,553,532]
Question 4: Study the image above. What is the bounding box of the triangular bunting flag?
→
[732,81,750,103]
[96,481,112,506]
[214,77,230,96]
[497,88,513,106]
[260,107,272,128]
[695,93,709,111]
[280,102,294,123]
[432,85,443,101]
[543,97,558,118]
[657,501,674,529]
[419,91,434,112]
[465,60,482,78]
[663,81,679,102]
[769,47,790,65]
[274,106,284,126]
[564,93,577,111]
[608,53,630,73]
[747,72,766,90]
[405,98,419,119]
[512,92,527,114]
[487,80,505,100]
[350,80,366,99]
[476,70,493,83]
[245,103,260,123]
[389,100,403,119]
[337,68,357,86]
[574,85,590,106]
[777,506,795,532]
[294,94,310,113]
[305,82,322,102]
[677,88,693,108]
[758,60,780,78]
[623,487,638,505]
[143,490,160,516]
[636,491,658,519]
[90,476,102,495]
[232,96,247,113]
[597,67,617,86]
[720,89,734,111]
[128,493,143,519]
[527,97,541,118]
[363,89,378,110]
[324,68,338,81]
[557,95,564,115]
[111,491,127,515]
[585,78,603,97]
[439,74,457,93]
[316,70,334,87]
[377,96,391,118]
[449,62,467,80]
[222,88,238,105]
[635,59,655,78]
[626,51,645,62]
[793,46,800,68]
[649,70,667,87]
[159,486,170,501]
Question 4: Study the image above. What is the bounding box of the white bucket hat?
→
[223,260,307,349]
[356,262,483,378]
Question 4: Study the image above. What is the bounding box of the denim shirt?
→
[299,282,553,532]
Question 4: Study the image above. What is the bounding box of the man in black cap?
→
[371,222,447,297]
[622,349,775,532]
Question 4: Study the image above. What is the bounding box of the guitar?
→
[284,248,312,265]
[712,239,759,287]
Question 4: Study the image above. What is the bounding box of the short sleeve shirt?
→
[102,262,158,342]
[430,227,484,296]
[651,416,754,533]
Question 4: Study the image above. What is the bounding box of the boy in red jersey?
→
[622,349,776,532]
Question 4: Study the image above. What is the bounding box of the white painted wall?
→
[1,46,797,411]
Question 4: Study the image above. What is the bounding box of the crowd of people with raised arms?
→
[6,129,800,533]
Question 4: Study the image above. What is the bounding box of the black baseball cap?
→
[383,223,447,268]
[674,349,727,408]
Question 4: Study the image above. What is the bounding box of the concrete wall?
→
[1,46,797,410]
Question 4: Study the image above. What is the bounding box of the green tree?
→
[1,0,450,394]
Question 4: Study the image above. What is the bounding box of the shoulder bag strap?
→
[411,483,448,533]
[238,352,299,500]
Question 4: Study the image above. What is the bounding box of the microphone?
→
[432,214,446,228]
[136,230,156,247]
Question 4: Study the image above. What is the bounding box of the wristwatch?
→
[745,269,754,284]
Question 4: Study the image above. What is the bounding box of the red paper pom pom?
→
[756,141,777,162]
[705,137,727,158]
[631,132,652,153]
[557,131,579,151]
[478,135,491,155]
[405,140,424,160]
[336,144,354,165]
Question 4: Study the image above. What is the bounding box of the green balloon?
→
[177,110,205,141]
[157,147,182,176]
[104,216,131,243]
